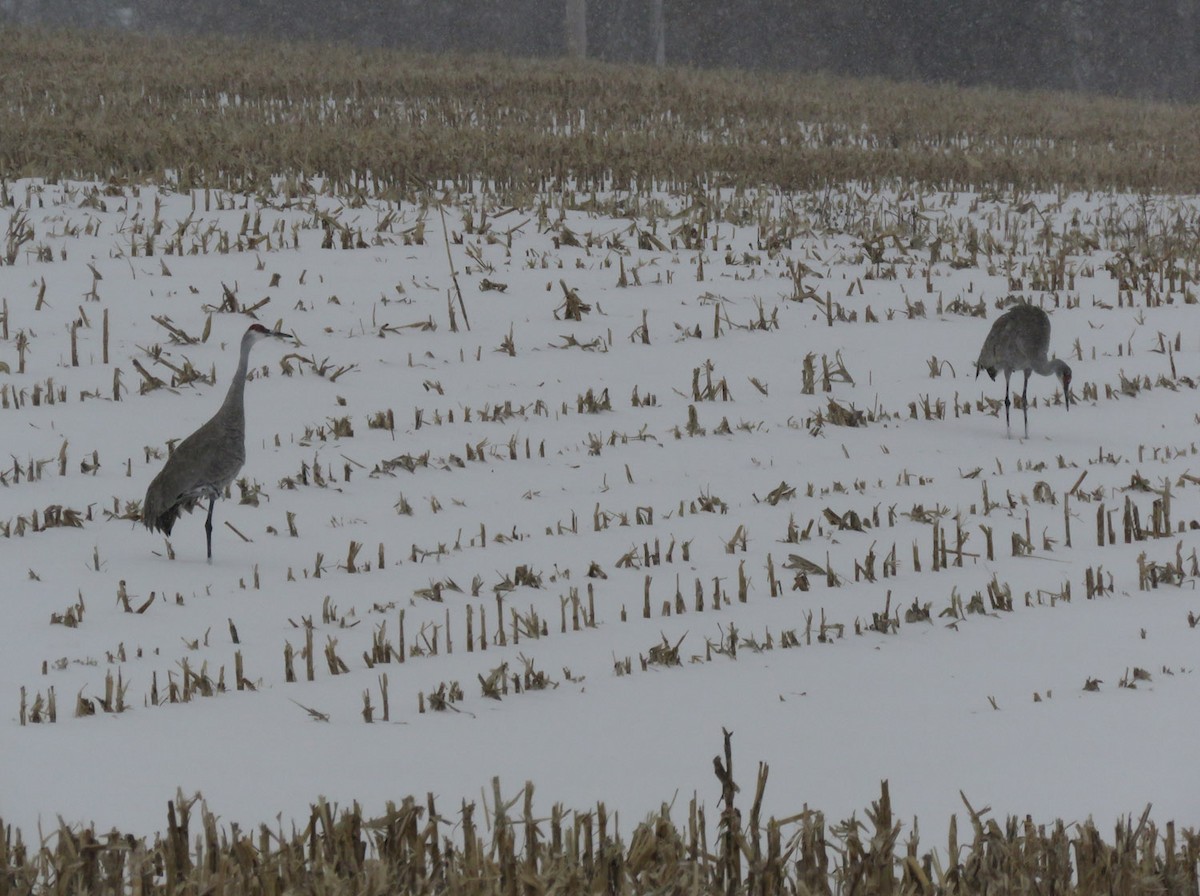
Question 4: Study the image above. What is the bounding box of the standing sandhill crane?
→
[143,323,290,560]
[975,303,1071,438]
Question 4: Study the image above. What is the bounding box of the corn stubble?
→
[1,735,1196,894]
[4,29,1200,195]
[4,24,1200,894]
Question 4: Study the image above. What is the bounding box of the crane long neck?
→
[1032,357,1066,376]
[218,336,254,422]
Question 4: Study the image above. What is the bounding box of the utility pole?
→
[565,0,587,59]
[652,0,665,66]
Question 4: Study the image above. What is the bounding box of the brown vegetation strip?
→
[3,27,1200,194]
[1,738,1197,894]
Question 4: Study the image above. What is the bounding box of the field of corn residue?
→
[1,25,1200,895]
[5,26,1200,195]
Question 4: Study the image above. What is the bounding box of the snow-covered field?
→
[0,179,1197,845]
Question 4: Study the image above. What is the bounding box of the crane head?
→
[245,323,291,342]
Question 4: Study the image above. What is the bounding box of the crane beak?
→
[263,320,296,342]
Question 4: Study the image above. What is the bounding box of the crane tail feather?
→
[143,503,180,536]
[975,365,998,381]
[143,488,201,536]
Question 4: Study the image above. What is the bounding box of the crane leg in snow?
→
[205,497,215,561]
[1003,370,1012,437]
[1021,370,1031,438]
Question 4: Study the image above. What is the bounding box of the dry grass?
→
[3,27,1200,195]
[1,735,1196,895]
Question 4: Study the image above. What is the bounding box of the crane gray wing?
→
[142,416,246,533]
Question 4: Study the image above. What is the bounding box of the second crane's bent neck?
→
[1031,357,1066,377]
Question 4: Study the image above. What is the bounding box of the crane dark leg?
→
[205,496,215,561]
[1021,370,1031,438]
[1002,370,1012,437]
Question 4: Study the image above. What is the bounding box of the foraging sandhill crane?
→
[143,323,290,560]
[975,303,1071,438]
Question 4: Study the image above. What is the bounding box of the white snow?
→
[0,179,1197,848]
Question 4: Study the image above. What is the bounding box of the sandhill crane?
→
[975,303,1071,438]
[143,323,290,560]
